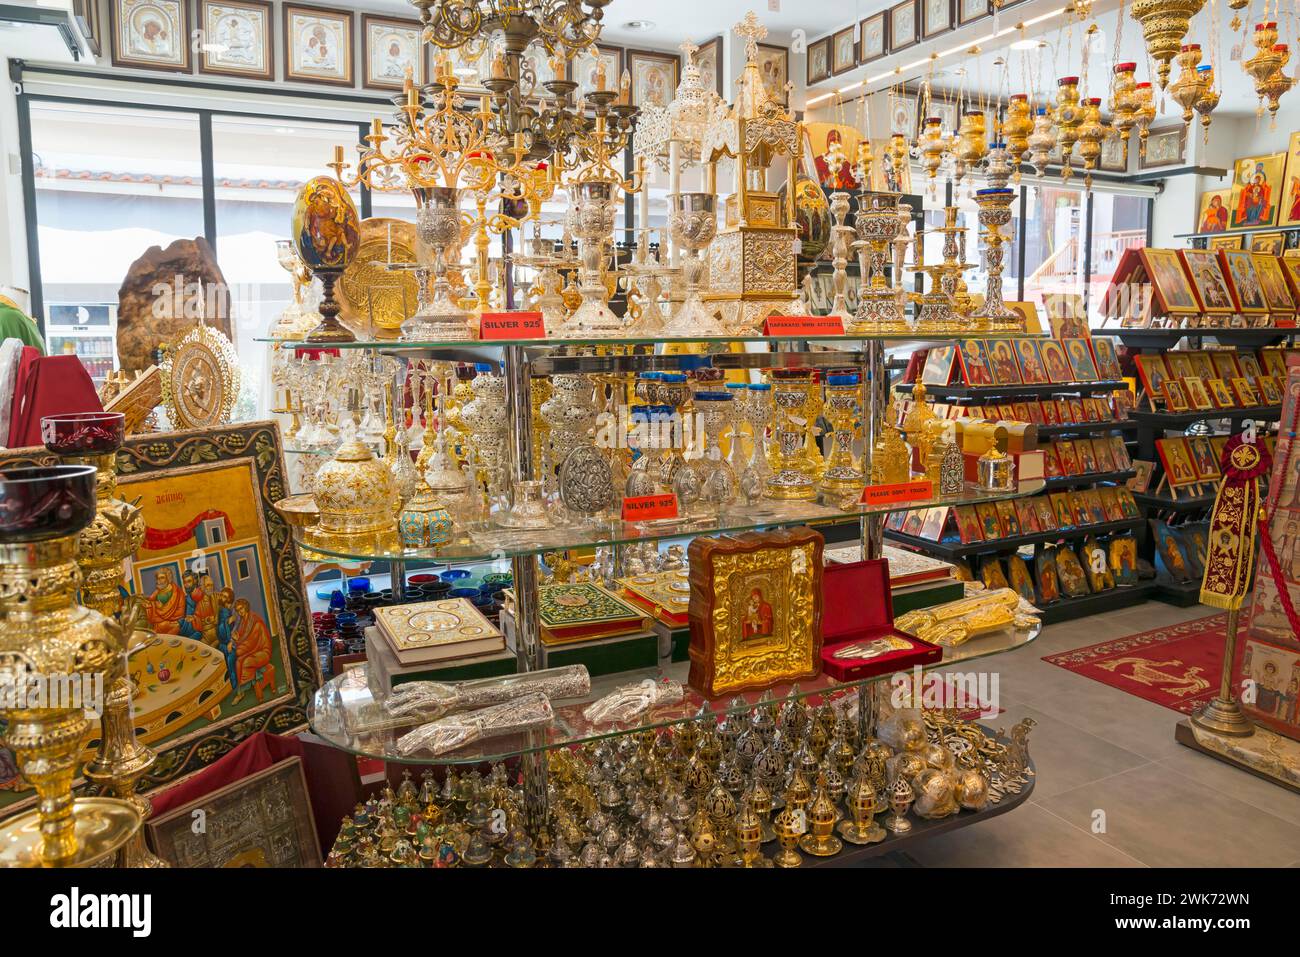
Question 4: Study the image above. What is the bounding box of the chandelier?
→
[410,0,612,59]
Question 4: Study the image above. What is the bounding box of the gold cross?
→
[679,39,699,65]
[735,10,767,62]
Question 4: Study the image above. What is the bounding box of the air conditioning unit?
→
[0,2,93,64]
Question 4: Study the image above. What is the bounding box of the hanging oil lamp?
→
[1003,94,1034,182]
[956,110,988,180]
[1257,48,1294,128]
[918,116,948,195]
[1027,107,1055,178]
[1075,98,1105,191]
[1130,0,1207,91]
[1245,23,1283,107]
[1169,43,1206,124]
[887,132,911,186]
[1133,82,1157,157]
[1109,62,1139,145]
[1193,64,1221,142]
[1054,76,1082,182]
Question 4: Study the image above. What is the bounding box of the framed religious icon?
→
[1062,337,1099,381]
[1100,134,1128,172]
[1184,376,1214,411]
[519,39,560,94]
[687,528,824,697]
[1163,380,1191,412]
[757,43,789,104]
[859,13,886,63]
[198,0,272,80]
[147,758,321,867]
[922,0,953,38]
[111,0,190,72]
[959,0,991,24]
[1208,234,1242,251]
[1156,437,1198,486]
[1283,258,1300,305]
[1014,338,1048,384]
[1133,353,1169,402]
[0,423,318,819]
[1138,125,1186,169]
[1218,248,1269,314]
[1178,248,1237,314]
[571,45,622,98]
[1283,130,1300,227]
[1196,188,1231,234]
[283,3,353,86]
[1138,247,1200,315]
[831,26,857,75]
[628,50,680,108]
[1186,435,1221,482]
[807,36,831,84]
[889,92,918,137]
[1255,253,1296,313]
[1038,338,1073,384]
[888,0,919,53]
[361,14,423,91]
[1228,151,1287,229]
[1091,336,1123,379]
[695,36,724,96]
[1250,231,1285,256]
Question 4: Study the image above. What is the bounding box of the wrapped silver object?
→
[383,665,591,721]
[582,678,685,725]
[396,692,555,756]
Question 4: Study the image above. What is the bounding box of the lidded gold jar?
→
[309,437,399,549]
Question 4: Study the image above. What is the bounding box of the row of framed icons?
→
[105,0,705,107]
[807,0,1015,85]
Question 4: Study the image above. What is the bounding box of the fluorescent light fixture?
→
[1010,38,1039,50]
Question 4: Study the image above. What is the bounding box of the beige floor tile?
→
[905,802,1145,867]
[1038,762,1300,867]
[1156,746,1300,829]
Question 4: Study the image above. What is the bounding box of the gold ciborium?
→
[0,465,141,867]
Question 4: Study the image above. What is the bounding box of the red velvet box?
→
[820,558,942,681]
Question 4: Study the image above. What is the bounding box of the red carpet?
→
[1042,613,1227,715]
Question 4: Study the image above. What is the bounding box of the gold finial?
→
[735,10,767,63]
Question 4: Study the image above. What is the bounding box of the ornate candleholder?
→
[1133,83,1157,158]
[1170,44,1207,124]
[971,185,1021,331]
[562,181,623,336]
[513,229,571,336]
[741,383,773,488]
[0,465,142,867]
[848,191,908,334]
[820,374,864,496]
[797,785,843,856]
[885,774,914,833]
[1110,64,1139,148]
[1076,100,1106,192]
[839,774,886,844]
[41,413,167,868]
[695,392,738,512]
[661,193,724,337]
[404,186,474,341]
[827,192,854,321]
[917,118,948,196]
[955,110,988,187]
[764,370,817,501]
[1193,65,1221,141]
[771,801,803,867]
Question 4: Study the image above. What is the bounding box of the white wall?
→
[0,58,29,293]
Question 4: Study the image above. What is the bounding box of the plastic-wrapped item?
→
[582,678,684,725]
[383,665,590,721]
[395,692,555,756]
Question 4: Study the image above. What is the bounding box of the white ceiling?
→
[368,0,861,46]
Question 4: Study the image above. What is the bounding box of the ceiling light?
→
[1010,39,1038,50]
[622,20,656,31]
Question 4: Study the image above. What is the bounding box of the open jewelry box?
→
[820,558,943,681]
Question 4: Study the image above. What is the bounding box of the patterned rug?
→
[1042,613,1227,715]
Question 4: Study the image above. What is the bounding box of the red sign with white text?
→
[763,315,845,336]
[479,311,545,339]
[860,480,934,507]
[621,493,680,522]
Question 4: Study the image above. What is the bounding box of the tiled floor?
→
[905,601,1300,867]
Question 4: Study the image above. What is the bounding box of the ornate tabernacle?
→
[687,526,824,696]
[699,13,802,333]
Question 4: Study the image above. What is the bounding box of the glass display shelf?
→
[258,330,1033,352]
[292,480,1046,564]
[308,620,1041,766]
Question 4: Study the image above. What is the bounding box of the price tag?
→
[860,480,934,506]
[621,493,679,522]
[478,311,545,339]
[762,314,845,336]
